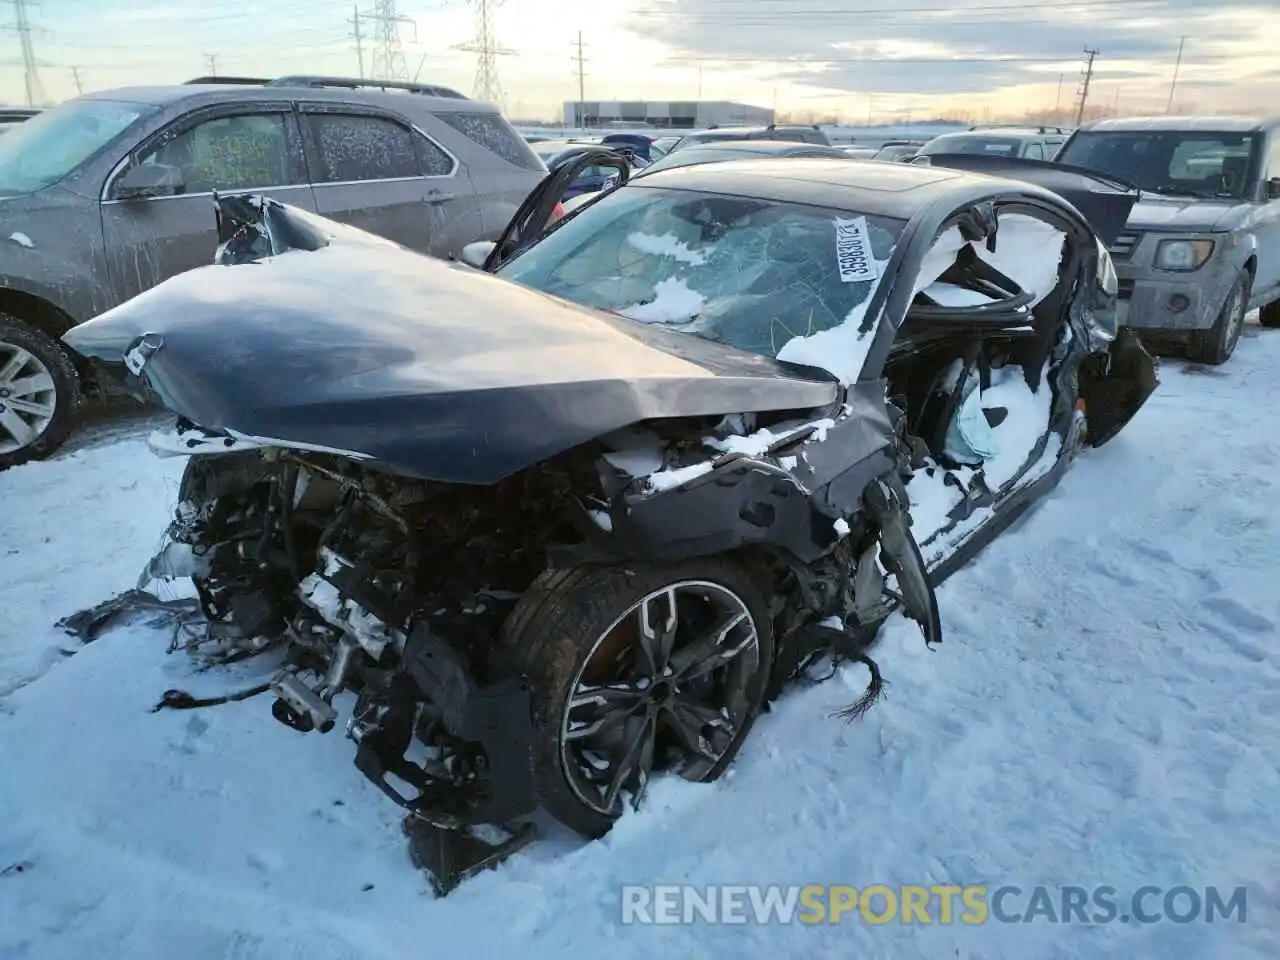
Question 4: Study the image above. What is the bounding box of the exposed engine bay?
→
[135,408,932,893]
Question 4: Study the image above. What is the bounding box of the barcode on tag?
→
[833,216,878,284]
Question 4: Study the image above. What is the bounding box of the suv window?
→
[135,112,296,194]
[1024,142,1046,161]
[1268,132,1280,179]
[434,111,543,170]
[305,114,420,183]
[1057,130,1260,200]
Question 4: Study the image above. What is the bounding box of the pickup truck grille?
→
[1109,232,1140,261]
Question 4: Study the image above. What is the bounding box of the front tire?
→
[0,315,81,471]
[500,559,774,837]
[1187,271,1249,365]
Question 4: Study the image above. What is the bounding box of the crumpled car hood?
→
[1126,196,1240,232]
[63,225,839,484]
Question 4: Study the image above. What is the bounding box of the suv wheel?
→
[0,315,81,470]
[1187,271,1249,365]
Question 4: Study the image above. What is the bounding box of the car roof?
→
[1080,115,1275,133]
[78,83,501,114]
[628,156,1052,220]
[677,139,837,154]
[930,128,1047,141]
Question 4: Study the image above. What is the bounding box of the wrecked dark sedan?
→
[61,158,1158,894]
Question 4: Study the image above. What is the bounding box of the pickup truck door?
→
[100,102,316,305]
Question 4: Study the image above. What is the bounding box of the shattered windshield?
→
[1056,131,1261,200]
[0,98,154,196]
[497,185,905,381]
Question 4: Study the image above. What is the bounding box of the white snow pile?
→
[3,327,1280,959]
[634,415,835,493]
[914,214,1066,309]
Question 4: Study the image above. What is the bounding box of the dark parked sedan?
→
[63,158,1157,896]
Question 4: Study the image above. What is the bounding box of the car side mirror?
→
[116,162,184,201]
[1268,177,1280,201]
[460,240,496,269]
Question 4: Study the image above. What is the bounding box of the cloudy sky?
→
[2,0,1277,119]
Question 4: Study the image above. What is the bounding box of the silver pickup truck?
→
[1054,116,1280,365]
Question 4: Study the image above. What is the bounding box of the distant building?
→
[563,100,774,130]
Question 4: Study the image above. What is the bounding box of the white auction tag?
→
[833,216,879,283]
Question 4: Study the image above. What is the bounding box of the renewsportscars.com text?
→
[619,884,1248,925]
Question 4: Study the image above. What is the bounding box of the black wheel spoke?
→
[669,610,754,682]
[661,698,729,763]
[565,683,644,742]
[603,713,657,811]
[633,586,679,677]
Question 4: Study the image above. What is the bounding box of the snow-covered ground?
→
[2,323,1278,959]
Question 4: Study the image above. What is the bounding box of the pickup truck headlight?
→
[1155,238,1214,271]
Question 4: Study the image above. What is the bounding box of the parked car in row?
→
[553,139,854,217]
[632,138,851,175]
[1050,115,1280,364]
[0,74,545,469]
[64,155,1156,895]
[659,123,832,155]
[915,125,1070,162]
[870,140,925,162]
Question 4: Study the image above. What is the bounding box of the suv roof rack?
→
[182,74,469,99]
[968,123,1069,134]
[768,122,821,131]
[184,76,272,85]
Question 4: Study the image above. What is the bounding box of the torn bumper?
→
[1078,326,1159,447]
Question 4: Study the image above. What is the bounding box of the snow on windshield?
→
[497,187,904,384]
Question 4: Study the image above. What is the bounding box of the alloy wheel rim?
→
[0,343,57,455]
[559,580,761,816]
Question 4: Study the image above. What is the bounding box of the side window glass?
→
[1267,134,1280,179]
[414,133,454,176]
[306,114,420,183]
[1024,142,1046,161]
[433,111,543,170]
[135,113,294,194]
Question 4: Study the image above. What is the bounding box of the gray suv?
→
[0,74,546,468]
[1055,116,1280,364]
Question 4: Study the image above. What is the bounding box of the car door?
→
[297,103,475,258]
[100,102,314,304]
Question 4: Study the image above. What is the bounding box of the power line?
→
[1167,35,1186,113]
[1075,46,1097,126]
[452,0,514,106]
[350,5,365,78]
[1,0,47,106]
[571,30,586,127]
[363,0,414,81]
[203,53,219,76]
